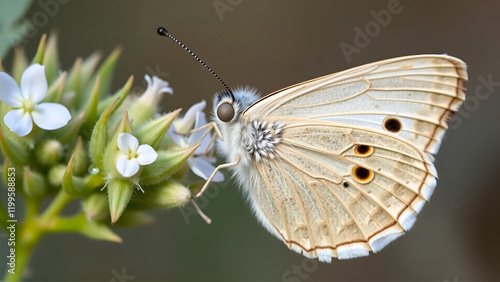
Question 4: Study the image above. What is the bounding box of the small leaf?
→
[107,179,134,224]
[53,214,122,243]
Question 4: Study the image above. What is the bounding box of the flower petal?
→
[174,100,206,134]
[0,72,24,107]
[167,124,185,146]
[116,155,140,177]
[31,103,71,130]
[188,111,213,154]
[118,133,139,154]
[4,109,33,137]
[187,157,224,182]
[20,64,47,103]
[136,144,158,165]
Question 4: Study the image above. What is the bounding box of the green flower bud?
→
[133,181,191,209]
[82,193,109,221]
[23,166,47,198]
[107,179,134,224]
[47,164,66,187]
[35,139,63,166]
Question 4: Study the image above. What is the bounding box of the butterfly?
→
[157,26,467,263]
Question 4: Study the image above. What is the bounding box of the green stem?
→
[0,198,8,231]
[3,190,73,282]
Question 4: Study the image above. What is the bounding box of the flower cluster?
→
[0,33,221,269]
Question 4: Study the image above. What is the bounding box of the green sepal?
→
[12,46,28,83]
[62,156,85,197]
[53,213,122,243]
[44,71,67,103]
[31,34,46,65]
[83,47,121,105]
[89,98,119,168]
[107,179,134,224]
[65,57,81,98]
[79,52,102,93]
[52,111,85,144]
[140,145,199,185]
[0,125,28,166]
[23,166,47,198]
[97,75,133,115]
[62,156,104,197]
[71,136,88,176]
[133,108,181,149]
[35,139,62,166]
[102,112,132,178]
[42,32,60,84]
[81,76,100,130]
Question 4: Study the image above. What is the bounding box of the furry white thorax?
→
[212,87,286,244]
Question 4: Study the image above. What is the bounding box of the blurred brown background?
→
[1,0,500,281]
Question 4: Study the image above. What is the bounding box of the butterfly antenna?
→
[157,27,235,102]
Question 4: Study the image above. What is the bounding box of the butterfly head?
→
[213,86,259,124]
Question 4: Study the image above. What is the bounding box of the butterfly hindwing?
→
[250,119,436,261]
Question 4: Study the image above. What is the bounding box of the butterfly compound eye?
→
[217,102,235,122]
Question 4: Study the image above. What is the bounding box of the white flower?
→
[0,64,71,137]
[116,133,158,178]
[137,75,173,105]
[172,100,206,134]
[168,101,224,182]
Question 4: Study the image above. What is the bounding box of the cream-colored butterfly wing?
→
[238,55,466,261]
[248,119,436,261]
[243,55,467,156]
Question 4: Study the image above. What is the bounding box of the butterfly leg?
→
[193,155,241,199]
[186,121,223,142]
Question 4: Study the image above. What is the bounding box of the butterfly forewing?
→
[243,55,467,156]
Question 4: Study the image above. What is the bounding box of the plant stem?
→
[3,190,73,282]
